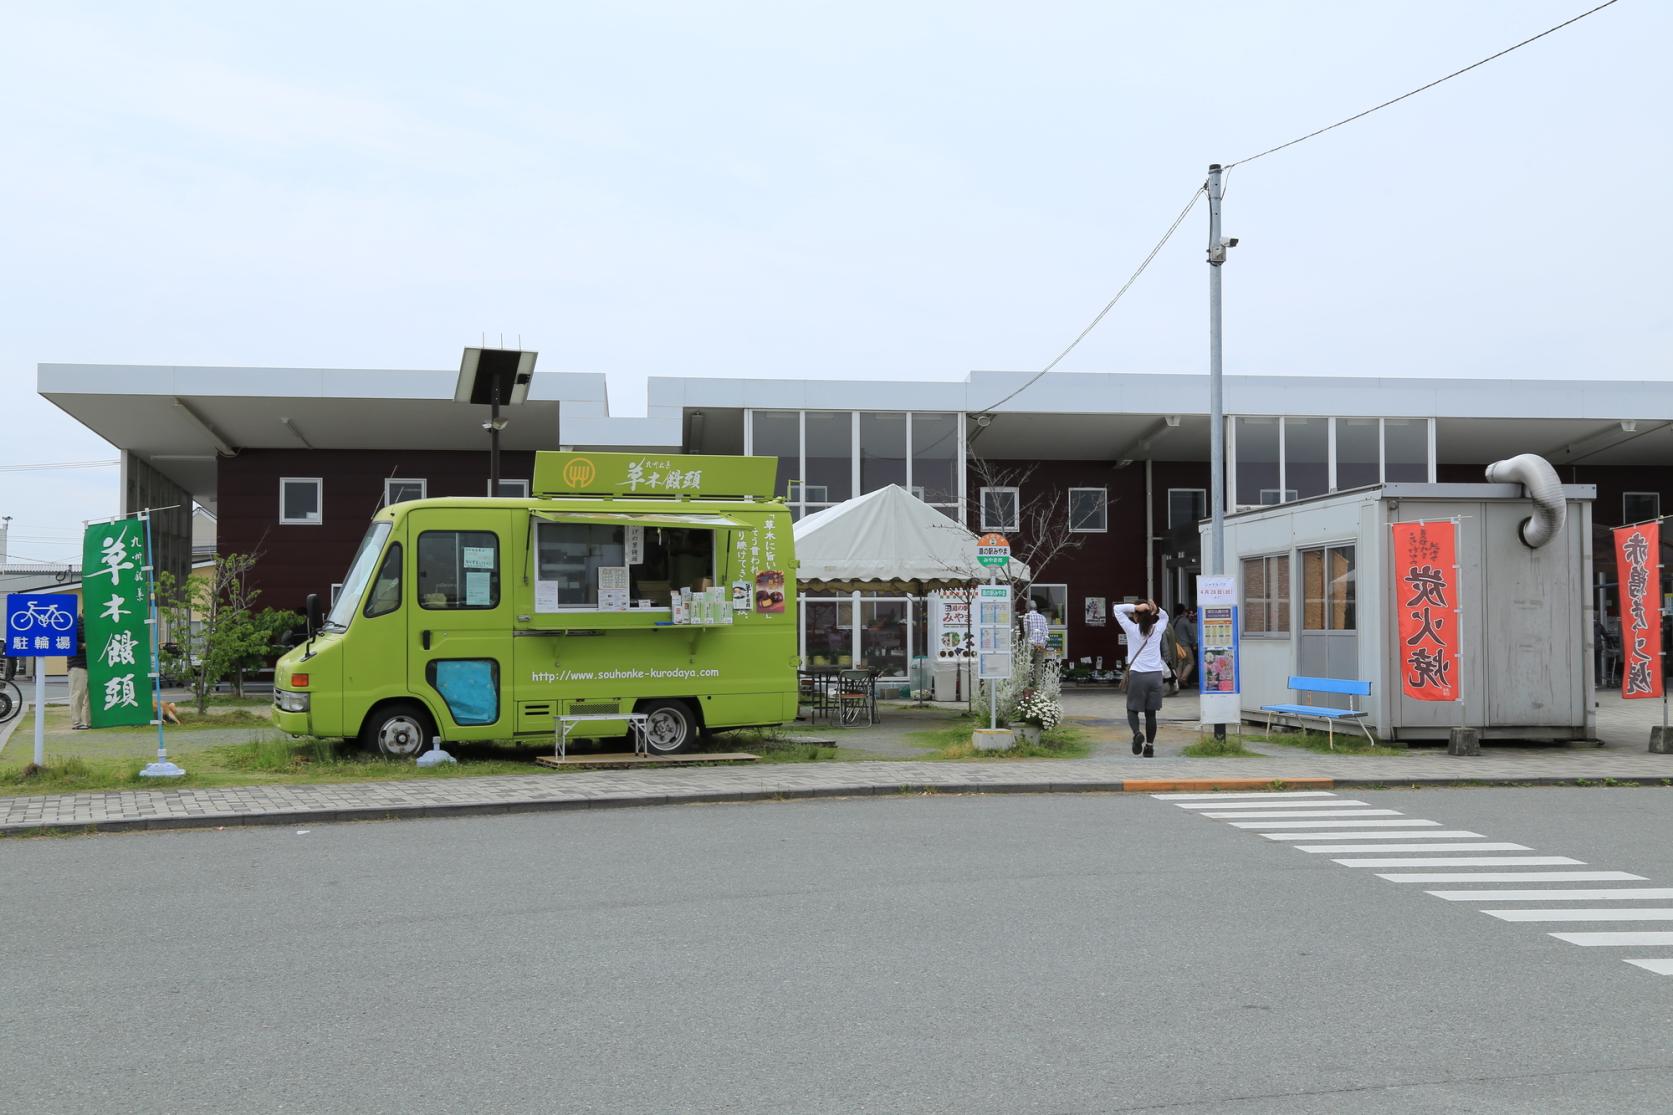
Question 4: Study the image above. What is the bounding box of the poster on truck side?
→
[82,519,157,728]
[1195,575,1240,725]
[1614,521,1664,699]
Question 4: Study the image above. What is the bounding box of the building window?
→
[980,487,1019,532]
[911,412,959,505]
[1624,492,1661,525]
[1241,554,1291,636]
[417,531,499,610]
[279,478,323,525]
[804,411,853,507]
[788,481,829,505]
[1383,419,1429,483]
[1334,418,1381,490]
[751,410,801,502]
[329,582,343,607]
[1301,545,1356,631]
[384,478,427,506]
[1233,418,1279,509]
[1259,489,1299,506]
[1168,489,1206,529]
[1284,416,1329,500]
[488,479,530,498]
[860,412,908,493]
[1068,488,1107,532]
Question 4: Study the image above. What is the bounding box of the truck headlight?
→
[275,690,311,713]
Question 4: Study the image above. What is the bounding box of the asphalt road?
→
[9,788,1673,1113]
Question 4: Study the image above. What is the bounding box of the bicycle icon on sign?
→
[8,600,75,633]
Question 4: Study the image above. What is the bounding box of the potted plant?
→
[1012,690,1062,746]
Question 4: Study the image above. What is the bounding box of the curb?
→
[10,771,1673,838]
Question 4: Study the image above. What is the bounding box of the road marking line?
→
[1153,791,1339,800]
[1264,830,1482,840]
[1205,809,1404,819]
[1427,889,1673,901]
[1295,842,1527,853]
[1175,799,1370,810]
[1337,856,1582,868]
[1228,818,1439,829]
[1623,959,1673,975]
[1378,871,1644,883]
[1549,932,1673,947]
[1487,909,1673,922]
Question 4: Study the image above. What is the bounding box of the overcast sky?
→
[2,1,1667,563]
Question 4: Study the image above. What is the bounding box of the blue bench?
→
[1261,676,1374,750]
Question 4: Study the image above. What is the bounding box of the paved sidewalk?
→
[7,746,1673,836]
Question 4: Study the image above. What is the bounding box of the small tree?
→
[157,553,295,713]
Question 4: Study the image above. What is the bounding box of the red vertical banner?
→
[1613,522,1664,699]
[1393,520,1461,702]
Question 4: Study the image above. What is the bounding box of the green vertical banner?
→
[82,520,156,728]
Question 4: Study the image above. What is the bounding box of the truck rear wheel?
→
[638,700,697,755]
[361,702,436,759]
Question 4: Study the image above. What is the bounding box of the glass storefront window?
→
[1234,417,1280,508]
[1335,418,1380,490]
[911,412,958,504]
[860,413,907,493]
[804,598,854,667]
[1168,489,1206,529]
[1302,545,1356,630]
[751,410,800,501]
[861,600,908,678]
[804,412,852,505]
[1383,418,1429,483]
[1242,554,1290,635]
[1284,417,1329,500]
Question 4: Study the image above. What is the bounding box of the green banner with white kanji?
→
[82,520,156,728]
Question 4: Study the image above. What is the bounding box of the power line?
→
[0,458,120,472]
[976,185,1207,417]
[1227,0,1623,169]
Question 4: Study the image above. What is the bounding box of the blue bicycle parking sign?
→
[5,593,79,658]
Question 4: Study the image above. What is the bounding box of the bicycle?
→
[0,678,22,724]
[8,600,75,633]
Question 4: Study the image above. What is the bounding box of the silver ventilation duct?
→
[1484,453,1566,548]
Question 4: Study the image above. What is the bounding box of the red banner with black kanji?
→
[1613,522,1664,699]
[1393,520,1460,702]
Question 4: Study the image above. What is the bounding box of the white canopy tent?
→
[792,484,1031,591]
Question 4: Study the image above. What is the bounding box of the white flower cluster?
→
[1014,691,1062,731]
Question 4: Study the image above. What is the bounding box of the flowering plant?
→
[1013,690,1062,731]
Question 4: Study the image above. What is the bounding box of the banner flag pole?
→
[137,510,184,779]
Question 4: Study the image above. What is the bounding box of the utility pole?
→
[1206,163,1228,578]
[1205,163,1236,742]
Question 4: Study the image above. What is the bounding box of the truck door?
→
[406,507,512,739]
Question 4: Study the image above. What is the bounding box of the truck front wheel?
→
[639,700,697,755]
[361,702,436,759]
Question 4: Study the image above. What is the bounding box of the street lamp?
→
[457,347,537,494]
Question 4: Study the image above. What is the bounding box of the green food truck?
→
[272,452,797,756]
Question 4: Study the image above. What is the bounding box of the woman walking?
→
[1113,599,1168,757]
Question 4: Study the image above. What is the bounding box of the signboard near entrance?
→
[1196,575,1240,725]
[1614,521,1665,699]
[976,533,1010,569]
[1392,520,1461,703]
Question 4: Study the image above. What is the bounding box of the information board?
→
[976,583,1013,680]
[1196,574,1241,725]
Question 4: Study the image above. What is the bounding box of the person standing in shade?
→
[1170,606,1198,693]
[68,613,90,730]
[1113,599,1167,757]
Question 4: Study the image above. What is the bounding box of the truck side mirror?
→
[305,593,323,637]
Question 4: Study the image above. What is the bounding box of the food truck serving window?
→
[535,520,715,611]
[418,531,500,610]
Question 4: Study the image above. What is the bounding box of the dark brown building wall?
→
[218,449,536,611]
[969,458,1211,664]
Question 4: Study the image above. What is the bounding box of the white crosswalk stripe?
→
[1487,909,1673,923]
[1550,932,1673,947]
[1153,791,1339,800]
[1427,889,1673,902]
[1173,799,1373,810]
[1203,809,1404,819]
[1624,960,1673,975]
[1337,856,1583,868]
[1227,818,1438,829]
[1294,843,1527,853]
[1377,871,1644,883]
[1263,830,1483,840]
